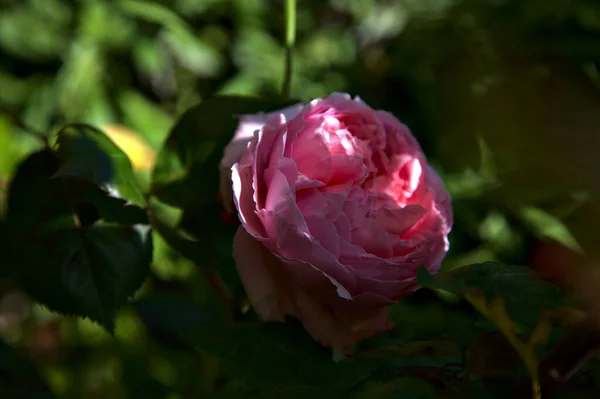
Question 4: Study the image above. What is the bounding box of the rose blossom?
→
[219,93,453,353]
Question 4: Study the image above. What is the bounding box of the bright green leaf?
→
[118,90,174,150]
[519,206,583,253]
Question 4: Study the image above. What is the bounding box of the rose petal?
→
[296,188,328,218]
[263,167,308,234]
[351,218,393,258]
[232,163,265,237]
[304,215,340,257]
[292,131,333,183]
[321,182,352,221]
[233,226,294,321]
[375,204,427,237]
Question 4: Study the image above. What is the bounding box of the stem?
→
[146,204,235,318]
[282,0,296,98]
[0,107,48,147]
[514,317,600,398]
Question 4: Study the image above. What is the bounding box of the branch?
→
[0,107,48,146]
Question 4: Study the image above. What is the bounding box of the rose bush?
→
[219,93,453,353]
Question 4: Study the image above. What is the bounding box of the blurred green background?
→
[2,0,600,397]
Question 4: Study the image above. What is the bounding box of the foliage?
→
[2,0,600,398]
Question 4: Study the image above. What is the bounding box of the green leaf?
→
[518,206,583,253]
[182,319,378,399]
[148,208,207,267]
[118,90,174,150]
[350,377,436,399]
[118,0,223,75]
[0,220,7,279]
[132,294,211,349]
[416,262,565,332]
[5,150,153,332]
[53,123,145,207]
[151,95,298,209]
[388,295,478,346]
[150,96,298,276]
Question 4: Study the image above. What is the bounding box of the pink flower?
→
[220,93,453,353]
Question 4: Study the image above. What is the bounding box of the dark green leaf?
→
[53,123,145,207]
[0,338,10,366]
[388,294,478,346]
[417,262,565,332]
[0,337,56,399]
[437,381,496,399]
[182,319,379,399]
[350,377,436,399]
[0,220,7,279]
[150,96,298,277]
[148,208,207,267]
[5,150,153,332]
[151,95,298,210]
[132,294,211,349]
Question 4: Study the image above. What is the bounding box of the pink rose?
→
[220,93,453,353]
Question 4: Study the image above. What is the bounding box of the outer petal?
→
[233,226,394,353]
[219,103,303,213]
[232,162,265,237]
[292,289,394,354]
[232,226,294,321]
[224,103,304,169]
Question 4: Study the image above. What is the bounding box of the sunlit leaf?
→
[101,124,157,172]
[118,0,222,75]
[519,206,583,253]
[117,90,174,150]
[80,1,136,48]
[0,7,67,59]
[53,124,145,207]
